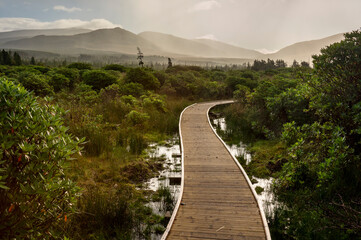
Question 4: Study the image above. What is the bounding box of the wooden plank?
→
[163,101,269,240]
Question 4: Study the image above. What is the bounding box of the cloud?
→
[0,18,122,31]
[196,34,218,41]
[188,0,220,12]
[53,5,82,13]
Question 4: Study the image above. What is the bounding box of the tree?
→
[30,56,36,65]
[292,60,300,68]
[167,58,172,68]
[67,62,92,70]
[13,52,22,66]
[1,50,12,65]
[275,59,287,68]
[311,30,361,133]
[137,47,144,67]
[300,61,309,68]
[0,79,82,239]
[274,30,361,238]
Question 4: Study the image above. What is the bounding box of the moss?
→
[255,186,264,195]
[237,155,247,166]
[251,178,259,184]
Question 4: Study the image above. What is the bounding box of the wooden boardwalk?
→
[162,101,270,240]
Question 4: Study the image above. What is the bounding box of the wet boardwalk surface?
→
[163,101,269,240]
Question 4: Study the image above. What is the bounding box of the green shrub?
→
[127,110,149,126]
[49,73,70,92]
[67,62,92,70]
[82,70,117,91]
[0,79,82,239]
[120,82,145,97]
[103,64,126,72]
[125,68,160,90]
[68,185,156,239]
[17,72,53,96]
[51,68,80,89]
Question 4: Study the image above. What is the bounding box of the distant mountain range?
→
[0,27,345,64]
[266,33,344,62]
[0,28,92,45]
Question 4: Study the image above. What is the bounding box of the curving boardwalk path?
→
[162,101,270,240]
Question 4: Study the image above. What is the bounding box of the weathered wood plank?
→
[163,101,270,240]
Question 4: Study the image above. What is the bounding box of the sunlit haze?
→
[0,0,360,51]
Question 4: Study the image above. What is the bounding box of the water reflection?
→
[212,117,274,214]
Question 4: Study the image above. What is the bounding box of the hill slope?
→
[2,28,163,55]
[0,27,347,63]
[0,28,92,45]
[139,31,262,59]
[268,33,345,62]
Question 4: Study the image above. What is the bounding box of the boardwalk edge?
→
[207,102,272,240]
[161,103,197,240]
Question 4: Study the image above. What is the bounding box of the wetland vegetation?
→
[1,30,361,239]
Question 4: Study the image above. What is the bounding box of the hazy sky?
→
[0,0,360,52]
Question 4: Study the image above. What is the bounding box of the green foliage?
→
[217,31,361,239]
[141,93,167,113]
[280,122,351,190]
[226,76,257,93]
[311,30,361,129]
[17,71,53,96]
[272,31,361,239]
[49,73,70,92]
[255,186,264,195]
[103,64,126,72]
[67,62,92,70]
[68,185,159,239]
[153,71,167,87]
[32,66,51,74]
[82,70,117,91]
[233,84,250,103]
[0,79,82,239]
[229,68,309,139]
[30,56,35,65]
[0,50,12,65]
[51,67,80,89]
[120,82,145,97]
[211,70,227,82]
[125,68,160,90]
[252,58,286,71]
[73,116,112,157]
[153,186,175,213]
[127,110,150,126]
[13,52,22,66]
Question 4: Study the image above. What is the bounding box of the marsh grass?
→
[66,184,160,240]
[246,140,287,178]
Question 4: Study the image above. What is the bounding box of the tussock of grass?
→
[244,140,287,178]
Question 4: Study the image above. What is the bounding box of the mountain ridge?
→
[0,27,346,63]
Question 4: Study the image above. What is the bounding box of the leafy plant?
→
[0,79,83,239]
[82,70,117,91]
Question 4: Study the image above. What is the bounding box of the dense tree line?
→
[250,58,310,71]
[225,30,361,239]
[0,50,22,66]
